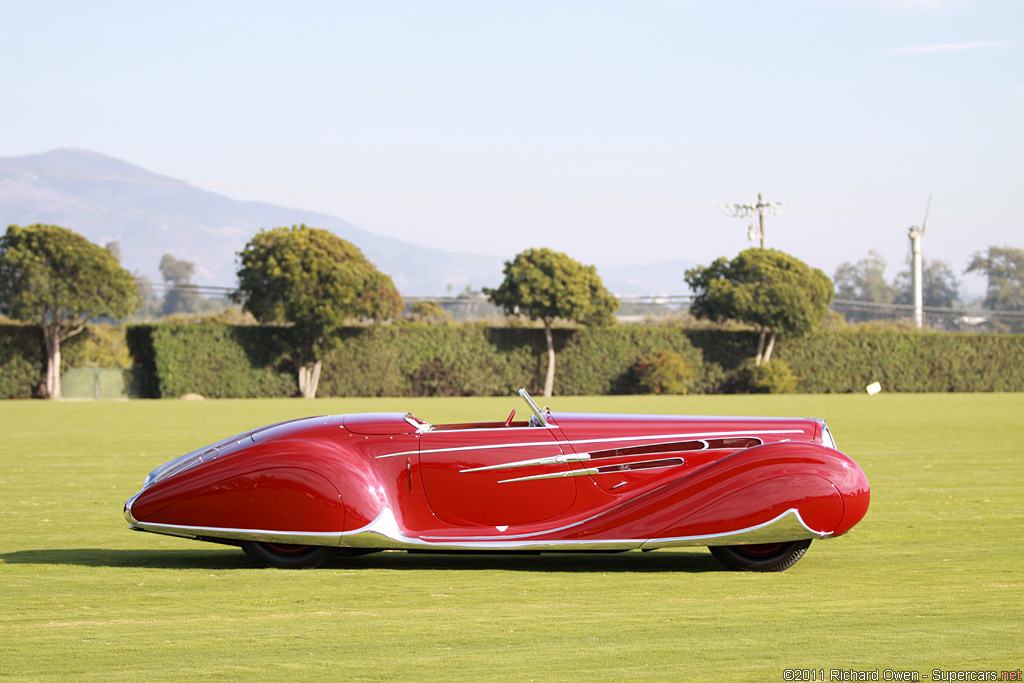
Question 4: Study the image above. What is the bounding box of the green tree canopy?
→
[234,224,403,397]
[159,252,202,315]
[894,258,961,309]
[0,224,140,399]
[685,248,832,365]
[485,247,618,396]
[966,245,1024,312]
[833,250,895,304]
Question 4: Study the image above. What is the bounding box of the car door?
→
[418,426,578,527]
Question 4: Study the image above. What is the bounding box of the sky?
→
[2,0,1022,297]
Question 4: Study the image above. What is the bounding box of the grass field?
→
[1,394,1021,682]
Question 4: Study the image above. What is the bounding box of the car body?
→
[124,390,869,571]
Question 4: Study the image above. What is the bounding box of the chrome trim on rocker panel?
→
[642,509,830,548]
[128,506,829,551]
[130,521,347,547]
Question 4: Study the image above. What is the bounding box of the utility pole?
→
[908,225,924,328]
[908,196,931,329]
[720,193,785,248]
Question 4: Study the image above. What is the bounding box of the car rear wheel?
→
[708,539,812,572]
[242,541,337,569]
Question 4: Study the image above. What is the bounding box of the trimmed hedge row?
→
[123,324,714,398]
[4,323,1024,398]
[776,331,1024,393]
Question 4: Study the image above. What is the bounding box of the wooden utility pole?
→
[720,193,785,248]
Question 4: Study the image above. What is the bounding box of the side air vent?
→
[594,457,685,474]
[589,437,761,460]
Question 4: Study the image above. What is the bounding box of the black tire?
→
[708,539,812,572]
[242,541,337,569]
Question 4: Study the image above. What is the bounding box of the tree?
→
[403,301,454,324]
[966,246,1024,311]
[159,253,202,315]
[234,224,403,398]
[685,248,832,365]
[105,241,122,263]
[833,250,895,303]
[894,258,960,308]
[0,224,140,399]
[485,247,618,397]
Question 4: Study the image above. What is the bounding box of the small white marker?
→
[866,382,882,395]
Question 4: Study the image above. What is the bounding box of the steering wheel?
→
[504,409,516,428]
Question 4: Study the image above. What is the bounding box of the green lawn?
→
[1,394,1021,681]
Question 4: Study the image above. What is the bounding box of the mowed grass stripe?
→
[1,394,1022,681]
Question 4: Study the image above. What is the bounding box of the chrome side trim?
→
[498,468,599,484]
[123,491,142,525]
[642,509,830,549]
[460,453,591,473]
[563,430,801,450]
[130,521,347,547]
[375,429,803,459]
[127,508,829,551]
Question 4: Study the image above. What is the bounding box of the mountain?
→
[0,149,692,295]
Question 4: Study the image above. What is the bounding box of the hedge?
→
[0,325,43,399]
[123,325,713,399]
[3,323,1024,398]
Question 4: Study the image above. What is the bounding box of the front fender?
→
[143,466,346,533]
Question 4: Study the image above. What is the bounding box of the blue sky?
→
[3,0,1022,296]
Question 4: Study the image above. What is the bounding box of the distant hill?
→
[0,149,693,295]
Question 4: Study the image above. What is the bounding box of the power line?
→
[136,280,235,294]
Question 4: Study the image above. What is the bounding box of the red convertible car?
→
[124,390,869,571]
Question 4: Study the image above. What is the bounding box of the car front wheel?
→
[242,541,337,569]
[708,539,812,572]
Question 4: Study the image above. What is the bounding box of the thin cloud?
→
[883,41,1013,55]
[865,0,964,10]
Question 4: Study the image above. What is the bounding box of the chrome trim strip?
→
[428,426,549,434]
[563,430,801,450]
[497,468,599,483]
[375,430,803,459]
[123,491,142,525]
[642,508,831,548]
[130,521,347,546]
[128,507,830,551]
[460,453,591,473]
[496,457,687,483]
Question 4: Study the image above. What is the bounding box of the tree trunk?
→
[543,322,555,398]
[297,360,322,399]
[754,327,768,367]
[762,331,777,364]
[44,327,62,401]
